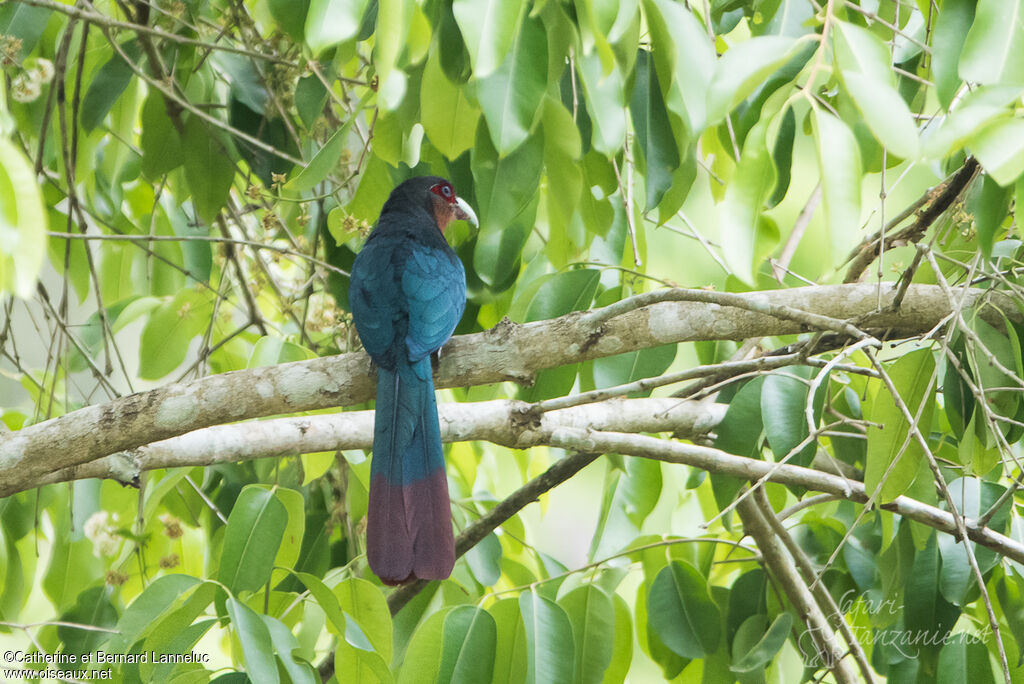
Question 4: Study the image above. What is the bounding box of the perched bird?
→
[349,176,477,585]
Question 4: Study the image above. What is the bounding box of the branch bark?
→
[0,283,1017,495]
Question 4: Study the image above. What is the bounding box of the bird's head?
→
[427,178,478,233]
[383,176,478,234]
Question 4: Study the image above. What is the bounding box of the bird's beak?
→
[454,197,478,227]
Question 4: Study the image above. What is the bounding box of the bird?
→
[348,176,477,585]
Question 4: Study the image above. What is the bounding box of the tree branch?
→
[0,283,1017,496]
[34,398,725,490]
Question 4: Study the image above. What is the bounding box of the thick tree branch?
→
[35,398,725,490]
[0,283,1017,495]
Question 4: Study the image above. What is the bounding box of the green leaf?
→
[840,71,919,160]
[642,0,715,132]
[0,2,51,58]
[248,337,318,368]
[719,114,776,284]
[931,0,976,108]
[471,126,543,288]
[602,593,634,684]
[922,86,1021,161]
[577,51,627,156]
[438,606,498,684]
[491,599,528,684]
[591,344,676,391]
[262,615,317,684]
[287,111,360,193]
[138,287,215,379]
[767,106,795,207]
[421,49,481,160]
[305,0,369,54]
[968,117,1024,186]
[959,0,1024,87]
[398,609,445,684]
[646,560,721,659]
[334,577,394,677]
[375,0,412,110]
[475,14,548,156]
[525,269,601,322]
[140,92,184,179]
[864,348,936,503]
[110,575,202,651]
[182,117,237,224]
[706,36,797,125]
[812,108,862,257]
[762,366,820,468]
[938,478,1011,604]
[519,590,576,684]
[630,49,680,209]
[966,316,1021,426]
[937,634,997,684]
[971,173,1012,259]
[996,574,1024,665]
[542,96,583,232]
[58,586,118,656]
[217,485,288,593]
[729,614,790,671]
[80,42,141,132]
[268,0,311,40]
[465,532,502,587]
[833,20,896,87]
[226,598,280,684]
[0,136,48,298]
[558,585,615,684]
[452,0,523,79]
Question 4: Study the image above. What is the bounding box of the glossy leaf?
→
[719,115,776,284]
[422,50,481,160]
[646,561,721,658]
[491,599,529,684]
[438,606,498,684]
[968,117,1024,186]
[227,598,280,684]
[559,584,615,684]
[475,14,547,156]
[182,117,237,224]
[472,127,543,288]
[630,49,680,209]
[217,485,288,593]
[730,612,792,673]
[706,36,797,125]
[80,42,141,132]
[453,0,523,79]
[812,108,862,256]
[305,0,369,54]
[520,590,576,684]
[864,348,936,503]
[762,366,821,468]
[0,136,47,298]
[642,0,715,132]
[138,287,216,379]
[959,0,1024,87]
[931,0,976,108]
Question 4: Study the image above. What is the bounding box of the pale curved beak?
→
[454,196,478,227]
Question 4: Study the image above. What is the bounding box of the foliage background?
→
[1,0,1024,681]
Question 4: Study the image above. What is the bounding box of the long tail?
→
[367,359,455,585]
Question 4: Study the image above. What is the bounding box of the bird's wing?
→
[349,236,401,360]
[401,244,466,363]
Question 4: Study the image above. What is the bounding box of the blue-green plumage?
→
[349,176,474,584]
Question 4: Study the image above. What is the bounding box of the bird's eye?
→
[442,184,453,198]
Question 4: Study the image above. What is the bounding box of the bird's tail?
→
[367,359,455,585]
